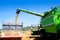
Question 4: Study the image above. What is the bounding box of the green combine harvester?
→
[15,6,60,40]
[40,6,60,40]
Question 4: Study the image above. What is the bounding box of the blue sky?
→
[0,0,60,29]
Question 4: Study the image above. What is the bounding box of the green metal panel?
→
[45,25,57,33]
[54,6,60,26]
[41,11,54,27]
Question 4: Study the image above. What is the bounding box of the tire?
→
[40,29,46,40]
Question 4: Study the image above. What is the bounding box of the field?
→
[22,31,34,40]
[0,30,38,40]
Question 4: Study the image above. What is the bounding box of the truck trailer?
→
[0,22,23,40]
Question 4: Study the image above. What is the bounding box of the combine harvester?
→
[0,10,23,40]
[14,6,60,40]
[0,6,60,40]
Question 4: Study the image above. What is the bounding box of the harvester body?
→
[15,6,60,35]
[40,6,60,34]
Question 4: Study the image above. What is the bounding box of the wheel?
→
[40,29,46,40]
